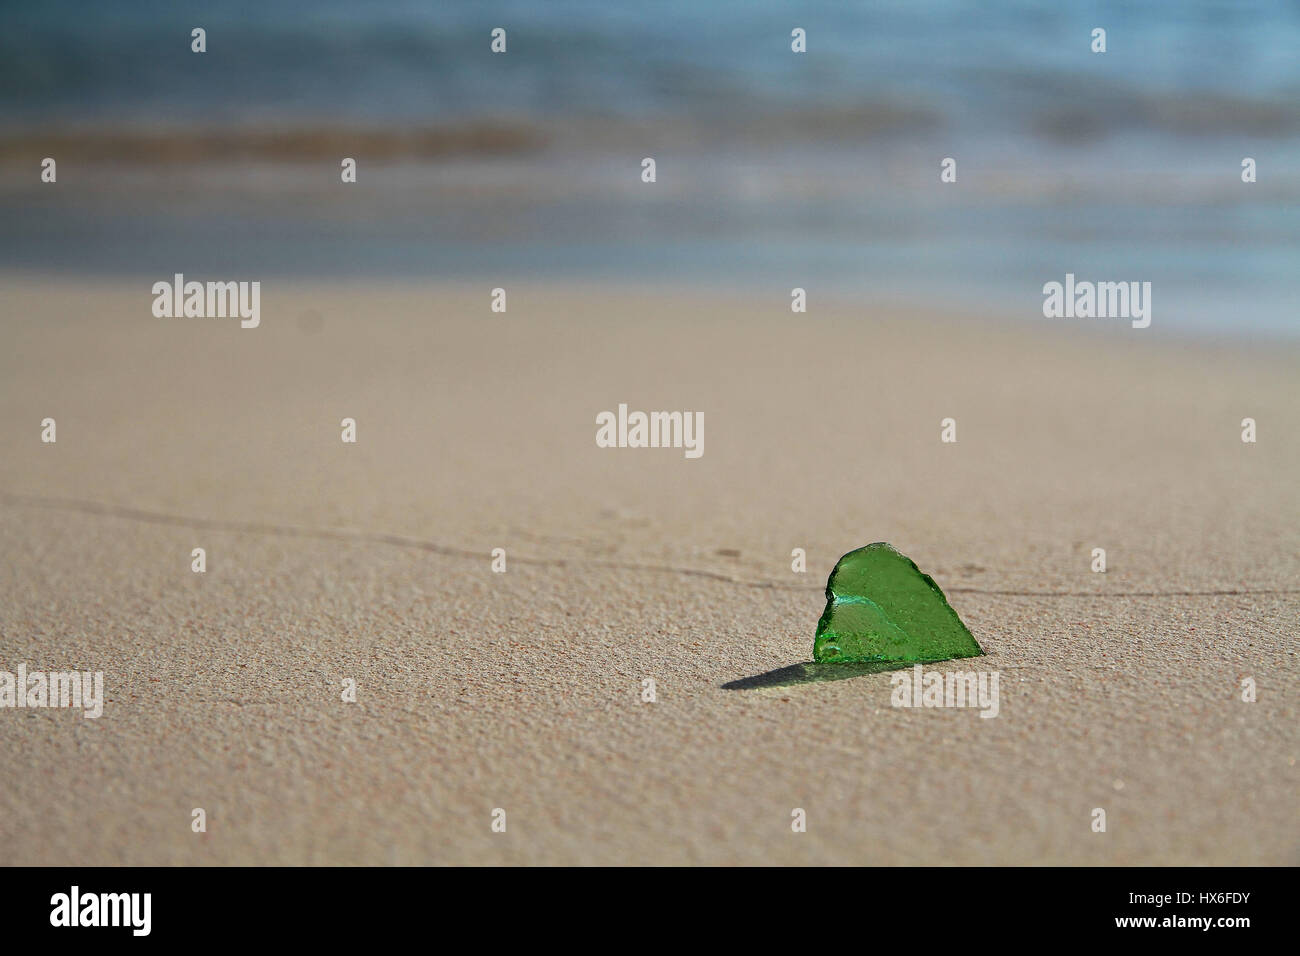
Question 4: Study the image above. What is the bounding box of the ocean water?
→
[2,0,1298,334]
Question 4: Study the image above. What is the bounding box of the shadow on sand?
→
[721,660,915,690]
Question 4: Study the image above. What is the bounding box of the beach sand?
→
[1,278,1296,865]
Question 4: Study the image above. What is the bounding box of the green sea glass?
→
[813,543,983,664]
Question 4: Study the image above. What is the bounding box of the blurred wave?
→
[5,0,1299,144]
[1,0,1298,334]
[0,123,549,163]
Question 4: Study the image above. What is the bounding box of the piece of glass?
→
[813,543,984,663]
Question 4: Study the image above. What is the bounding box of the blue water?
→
[2,0,1298,335]
[6,0,1300,132]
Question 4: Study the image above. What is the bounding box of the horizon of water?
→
[2,0,1298,335]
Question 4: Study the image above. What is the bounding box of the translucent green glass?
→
[813,543,984,664]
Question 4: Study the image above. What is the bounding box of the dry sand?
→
[1,278,1296,865]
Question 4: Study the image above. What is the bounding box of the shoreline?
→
[4,273,1299,345]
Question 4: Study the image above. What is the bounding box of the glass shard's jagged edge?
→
[813,542,984,664]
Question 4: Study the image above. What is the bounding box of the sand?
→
[1,278,1296,865]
